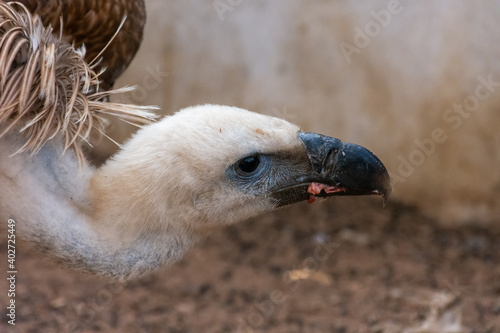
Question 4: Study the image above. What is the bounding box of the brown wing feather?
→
[0,2,157,164]
[12,0,146,89]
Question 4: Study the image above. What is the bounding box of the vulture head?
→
[93,105,391,242]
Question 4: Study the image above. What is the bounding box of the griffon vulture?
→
[0,2,391,279]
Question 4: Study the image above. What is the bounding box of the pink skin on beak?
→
[307,182,346,204]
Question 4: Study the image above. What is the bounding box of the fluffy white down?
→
[92,105,301,239]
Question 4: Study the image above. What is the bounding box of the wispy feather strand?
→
[0,2,158,164]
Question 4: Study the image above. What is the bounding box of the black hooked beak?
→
[273,132,391,207]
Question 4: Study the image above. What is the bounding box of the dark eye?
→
[238,155,261,174]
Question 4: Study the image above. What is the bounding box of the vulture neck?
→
[0,131,202,280]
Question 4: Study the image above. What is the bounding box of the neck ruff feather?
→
[0,2,157,164]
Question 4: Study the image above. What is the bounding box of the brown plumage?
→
[10,0,146,90]
[0,2,156,163]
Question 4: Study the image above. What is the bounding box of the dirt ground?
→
[0,197,499,333]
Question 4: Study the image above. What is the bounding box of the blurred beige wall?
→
[111,0,500,224]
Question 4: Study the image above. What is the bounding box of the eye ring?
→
[237,155,261,176]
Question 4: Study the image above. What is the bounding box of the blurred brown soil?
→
[0,197,499,333]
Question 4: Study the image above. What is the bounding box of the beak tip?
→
[378,167,392,207]
[372,181,391,207]
[382,190,390,207]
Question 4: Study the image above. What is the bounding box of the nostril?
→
[298,132,344,174]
